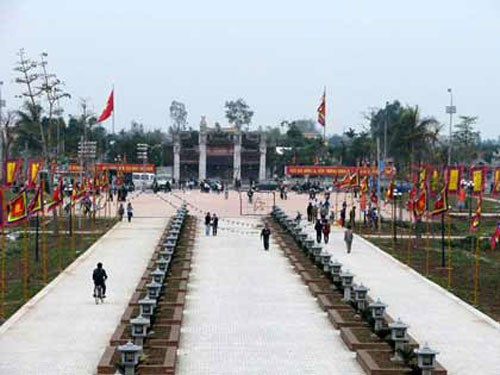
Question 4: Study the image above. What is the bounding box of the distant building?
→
[173,117,267,183]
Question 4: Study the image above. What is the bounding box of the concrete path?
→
[297,220,500,375]
[0,194,173,375]
[176,218,363,375]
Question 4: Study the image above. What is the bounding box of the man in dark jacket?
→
[314,220,323,243]
[260,223,271,251]
[92,262,108,298]
[212,213,219,236]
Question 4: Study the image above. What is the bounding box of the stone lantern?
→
[298,232,308,246]
[368,298,387,331]
[146,280,162,299]
[312,244,322,263]
[162,241,175,253]
[340,270,354,301]
[389,318,409,361]
[304,238,315,253]
[414,343,439,375]
[285,219,294,232]
[320,252,331,273]
[156,257,169,272]
[353,284,369,311]
[158,249,172,262]
[169,228,180,237]
[150,267,166,285]
[117,340,142,375]
[329,259,342,283]
[130,315,150,346]
[166,234,178,243]
[138,295,157,318]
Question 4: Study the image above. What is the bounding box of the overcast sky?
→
[1,0,499,138]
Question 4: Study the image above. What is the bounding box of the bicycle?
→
[94,284,104,304]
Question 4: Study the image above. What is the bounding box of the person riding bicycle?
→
[92,262,108,298]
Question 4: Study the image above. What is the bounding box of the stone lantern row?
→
[117,205,188,375]
[271,206,440,373]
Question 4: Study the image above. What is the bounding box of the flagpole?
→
[1,188,5,320]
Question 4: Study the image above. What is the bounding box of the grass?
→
[366,234,500,322]
[0,215,117,321]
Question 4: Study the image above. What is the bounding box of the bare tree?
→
[169,100,188,134]
[224,98,254,131]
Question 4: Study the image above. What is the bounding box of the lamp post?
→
[446,89,456,165]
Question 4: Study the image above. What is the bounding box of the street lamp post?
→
[446,89,456,165]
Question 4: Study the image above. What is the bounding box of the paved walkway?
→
[0,194,173,375]
[297,220,500,375]
[176,218,363,375]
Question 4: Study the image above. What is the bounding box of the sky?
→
[0,0,499,138]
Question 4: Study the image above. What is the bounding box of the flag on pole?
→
[317,89,326,127]
[47,179,64,211]
[386,179,395,200]
[0,187,4,228]
[489,221,500,250]
[7,190,28,225]
[28,182,44,215]
[492,168,500,197]
[470,195,482,232]
[431,187,448,216]
[97,90,114,123]
[5,159,21,187]
[348,171,359,188]
[413,187,427,218]
[27,160,42,188]
[337,173,350,189]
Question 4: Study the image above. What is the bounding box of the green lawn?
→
[1,216,117,321]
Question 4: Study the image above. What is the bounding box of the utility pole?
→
[446,88,456,165]
[376,137,382,232]
[384,101,389,162]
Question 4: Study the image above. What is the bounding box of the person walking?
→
[322,219,331,244]
[205,212,211,236]
[314,220,323,243]
[260,223,271,251]
[349,206,356,228]
[126,202,133,222]
[344,225,353,253]
[340,206,346,227]
[118,203,125,221]
[212,213,219,236]
[306,202,313,222]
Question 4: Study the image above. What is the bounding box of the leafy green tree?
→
[13,101,44,156]
[169,100,187,134]
[452,116,480,164]
[224,98,254,130]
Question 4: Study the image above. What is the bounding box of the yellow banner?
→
[493,168,500,195]
[447,168,459,192]
[472,169,483,194]
[5,160,20,186]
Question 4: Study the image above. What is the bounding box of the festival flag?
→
[492,167,500,197]
[413,187,427,218]
[386,179,395,200]
[5,159,21,187]
[47,179,64,211]
[489,222,500,250]
[337,173,351,189]
[470,195,482,232]
[446,166,461,195]
[418,167,427,190]
[0,188,4,228]
[101,173,109,189]
[7,190,28,225]
[471,167,485,196]
[348,171,359,188]
[370,191,378,205]
[360,176,369,194]
[432,187,449,216]
[429,168,440,197]
[97,90,114,123]
[317,88,326,127]
[27,160,42,188]
[27,182,44,215]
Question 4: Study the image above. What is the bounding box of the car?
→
[155,174,171,189]
[255,180,279,191]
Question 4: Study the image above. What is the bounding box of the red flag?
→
[413,187,427,218]
[97,90,114,123]
[7,190,28,225]
[349,172,359,188]
[489,222,500,250]
[47,179,64,211]
[431,187,448,216]
[470,195,482,232]
[317,89,326,127]
[28,182,44,215]
[385,180,395,200]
